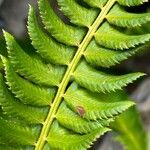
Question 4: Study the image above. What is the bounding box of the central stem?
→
[35,0,115,149]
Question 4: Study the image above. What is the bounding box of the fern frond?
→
[4,31,64,86]
[84,40,144,68]
[83,0,108,8]
[64,83,135,120]
[28,6,75,65]
[38,0,86,46]
[0,74,46,124]
[112,106,148,150]
[0,144,17,150]
[0,0,149,149]
[47,121,110,150]
[73,61,145,93]
[2,57,55,106]
[57,0,98,27]
[0,117,36,146]
[107,4,150,28]
[56,102,113,134]
[95,22,150,50]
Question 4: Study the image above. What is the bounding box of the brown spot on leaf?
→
[76,106,85,117]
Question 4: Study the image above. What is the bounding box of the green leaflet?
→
[28,6,75,65]
[0,117,36,147]
[73,61,145,93]
[84,40,144,68]
[0,0,149,149]
[4,31,64,86]
[57,0,99,27]
[56,102,113,134]
[0,74,47,124]
[2,57,55,106]
[107,4,150,28]
[0,144,18,150]
[100,90,148,150]
[112,106,147,150]
[47,121,110,150]
[38,0,86,46]
[83,0,108,8]
[64,83,135,120]
[95,22,150,50]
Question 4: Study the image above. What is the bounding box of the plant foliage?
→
[112,106,148,150]
[0,0,150,149]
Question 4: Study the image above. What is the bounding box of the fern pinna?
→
[0,0,150,149]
